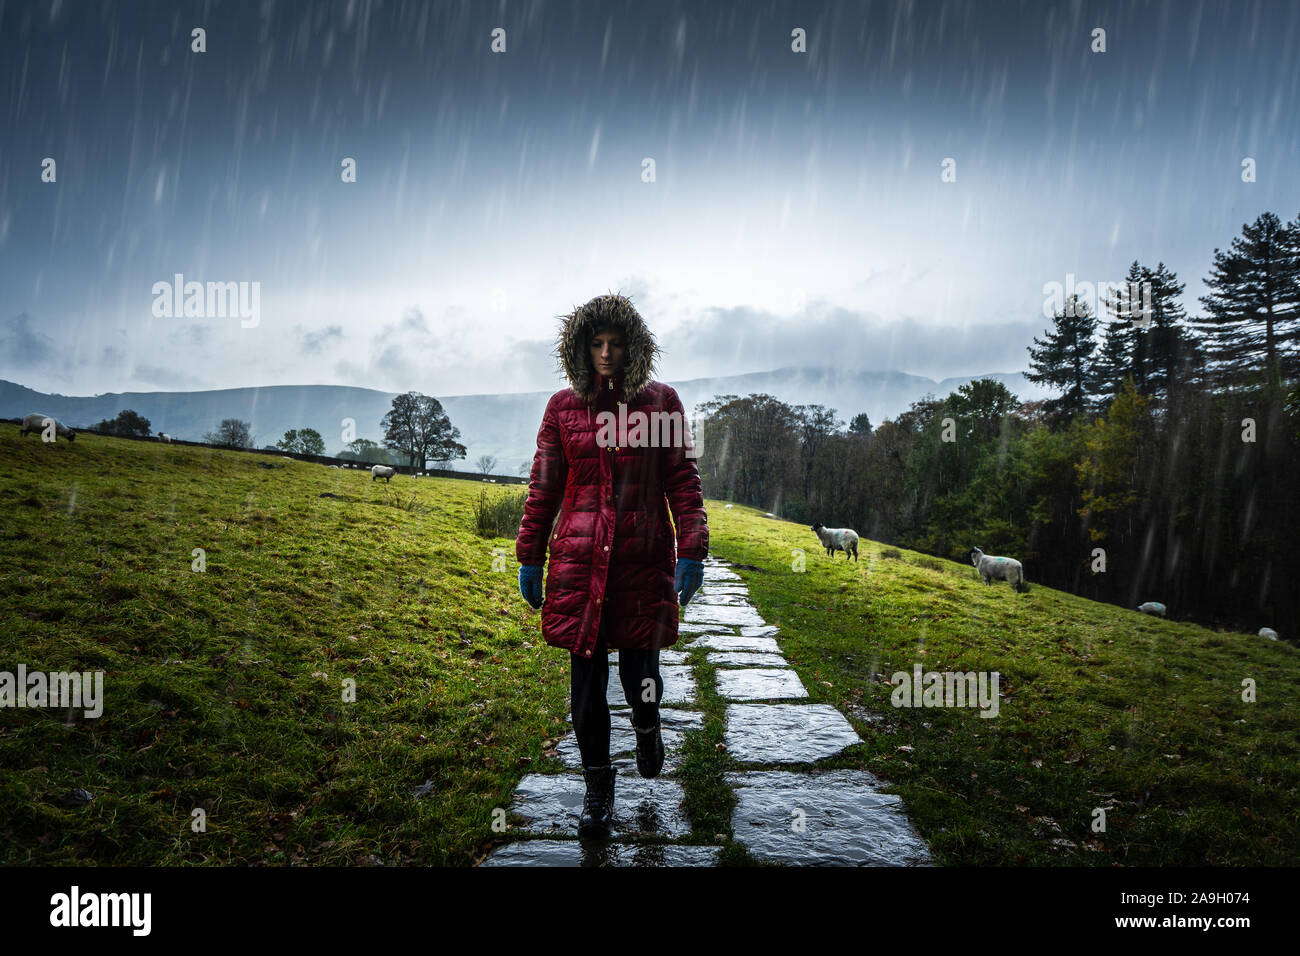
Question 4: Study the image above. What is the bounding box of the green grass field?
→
[713,509,1300,865]
[2,426,1296,865]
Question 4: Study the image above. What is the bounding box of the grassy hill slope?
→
[1,427,567,865]
[712,505,1300,865]
[2,428,1296,865]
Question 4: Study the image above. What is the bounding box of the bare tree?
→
[382,392,467,470]
[475,454,498,475]
[203,418,254,449]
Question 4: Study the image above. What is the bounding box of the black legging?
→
[570,610,663,768]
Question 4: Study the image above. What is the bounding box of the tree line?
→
[92,391,469,471]
[694,210,1300,637]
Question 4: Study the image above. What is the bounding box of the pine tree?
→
[848,412,872,436]
[1097,261,1201,407]
[1095,261,1150,403]
[1143,261,1202,403]
[1194,211,1300,393]
[1026,293,1100,426]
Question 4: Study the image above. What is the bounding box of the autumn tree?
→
[1075,379,1151,548]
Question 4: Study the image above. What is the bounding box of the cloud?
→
[333,358,368,385]
[463,337,562,396]
[298,324,344,355]
[369,309,432,385]
[0,313,58,365]
[132,364,210,389]
[654,302,1042,381]
[409,294,1045,398]
[316,292,1043,399]
[182,324,211,348]
[97,345,128,368]
[397,309,430,334]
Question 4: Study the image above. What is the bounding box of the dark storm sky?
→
[1,0,1296,395]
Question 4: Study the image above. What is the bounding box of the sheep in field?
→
[1258,627,1279,641]
[19,413,75,442]
[1136,602,1167,617]
[811,523,859,561]
[968,547,1026,592]
[371,464,396,482]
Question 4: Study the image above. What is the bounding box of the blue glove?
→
[675,557,703,607]
[518,564,544,609]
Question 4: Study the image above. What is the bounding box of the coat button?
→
[603,545,609,551]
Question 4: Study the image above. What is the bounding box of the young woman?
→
[515,293,708,837]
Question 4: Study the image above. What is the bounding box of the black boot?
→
[633,715,665,779]
[578,764,615,836]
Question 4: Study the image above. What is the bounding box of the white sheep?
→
[158,432,172,442]
[19,413,75,442]
[371,464,396,482]
[968,547,1025,592]
[1259,627,1279,641]
[1136,602,1166,617]
[811,522,859,561]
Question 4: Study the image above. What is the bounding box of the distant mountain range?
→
[2,367,1048,475]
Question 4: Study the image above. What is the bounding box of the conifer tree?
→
[1097,261,1200,407]
[1026,293,1100,426]
[1095,261,1149,403]
[1194,211,1300,392]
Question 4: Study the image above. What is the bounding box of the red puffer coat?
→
[516,295,708,658]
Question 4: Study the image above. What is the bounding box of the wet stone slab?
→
[555,709,704,771]
[684,603,768,628]
[739,625,780,639]
[706,651,791,668]
[686,592,753,607]
[695,584,750,596]
[607,664,696,708]
[506,773,692,838]
[723,704,863,764]
[726,770,931,866]
[479,840,722,867]
[715,668,808,701]
[684,635,782,654]
[610,649,689,665]
[677,622,741,637]
[702,568,742,582]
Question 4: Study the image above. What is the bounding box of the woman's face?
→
[589,329,626,378]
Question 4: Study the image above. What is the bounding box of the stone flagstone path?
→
[479,556,931,866]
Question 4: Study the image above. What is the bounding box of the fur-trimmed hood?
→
[555,293,661,403]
